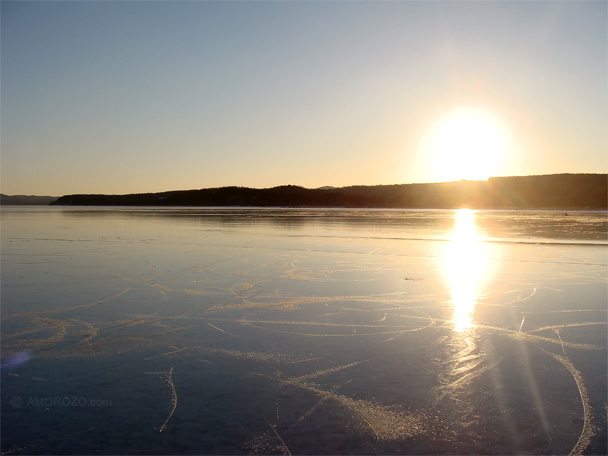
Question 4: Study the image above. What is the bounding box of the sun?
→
[422,107,512,182]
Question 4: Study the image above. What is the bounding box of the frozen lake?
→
[1,206,606,455]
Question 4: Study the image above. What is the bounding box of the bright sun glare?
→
[424,107,512,182]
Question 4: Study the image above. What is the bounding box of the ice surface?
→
[1,207,606,454]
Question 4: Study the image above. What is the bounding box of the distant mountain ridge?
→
[1,194,58,205]
[51,174,607,209]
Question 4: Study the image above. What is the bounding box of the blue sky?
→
[2,1,606,195]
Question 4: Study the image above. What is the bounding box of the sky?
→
[1,1,606,196]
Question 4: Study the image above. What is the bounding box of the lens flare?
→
[1,351,32,370]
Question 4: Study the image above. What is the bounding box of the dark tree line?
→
[52,174,607,209]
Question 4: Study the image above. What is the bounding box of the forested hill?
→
[52,174,607,209]
[1,194,58,205]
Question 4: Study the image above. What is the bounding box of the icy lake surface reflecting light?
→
[1,207,607,455]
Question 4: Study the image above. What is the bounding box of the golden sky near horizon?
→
[1,1,606,195]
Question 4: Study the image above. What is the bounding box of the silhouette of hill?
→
[51,174,607,209]
[1,194,58,205]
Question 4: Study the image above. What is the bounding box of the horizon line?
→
[5,172,607,198]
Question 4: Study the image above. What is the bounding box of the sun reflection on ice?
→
[443,209,488,332]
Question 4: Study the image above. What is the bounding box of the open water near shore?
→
[1,206,606,455]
